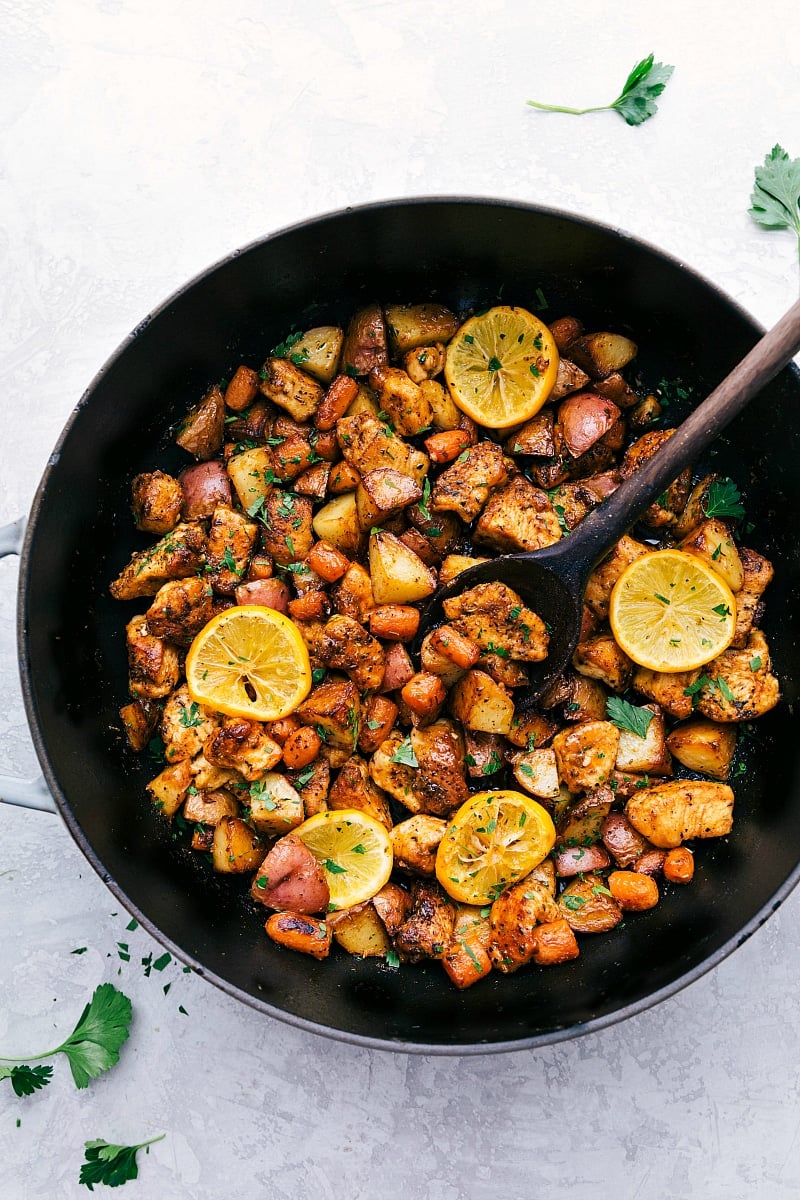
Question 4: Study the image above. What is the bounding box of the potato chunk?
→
[679,519,744,593]
[288,325,344,385]
[312,492,364,558]
[626,780,734,848]
[552,721,620,792]
[341,304,389,375]
[666,719,737,780]
[328,754,393,829]
[511,749,561,800]
[248,772,305,836]
[176,385,225,460]
[572,631,633,692]
[443,582,549,663]
[615,705,672,775]
[355,468,423,529]
[147,758,194,818]
[557,877,623,933]
[385,302,459,351]
[474,476,562,554]
[329,903,391,957]
[431,441,514,522]
[368,531,437,605]
[696,631,780,722]
[297,676,360,753]
[449,671,515,736]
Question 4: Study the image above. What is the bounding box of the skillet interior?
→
[20,199,800,1052]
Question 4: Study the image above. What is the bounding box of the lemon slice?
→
[185,604,312,721]
[294,810,393,908]
[444,305,559,429]
[435,790,556,906]
[609,549,737,672]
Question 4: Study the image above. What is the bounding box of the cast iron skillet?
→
[13,198,800,1054]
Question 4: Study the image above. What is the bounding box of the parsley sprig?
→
[527,54,674,127]
[0,983,132,1091]
[606,696,654,739]
[749,144,800,262]
[79,1133,165,1191]
[702,478,745,521]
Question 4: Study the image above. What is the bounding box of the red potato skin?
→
[252,834,330,913]
[554,845,611,878]
[179,462,232,519]
[558,393,622,458]
[234,579,290,612]
[380,643,416,693]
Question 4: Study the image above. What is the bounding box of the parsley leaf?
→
[527,53,674,127]
[749,144,800,259]
[79,1134,165,1191]
[390,738,419,768]
[419,478,432,521]
[702,478,745,520]
[0,1064,52,1097]
[606,696,654,739]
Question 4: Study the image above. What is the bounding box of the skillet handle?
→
[0,518,58,813]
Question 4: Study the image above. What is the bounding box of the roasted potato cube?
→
[556,785,614,847]
[147,758,194,818]
[549,358,591,402]
[368,530,437,605]
[110,522,206,600]
[205,718,283,782]
[379,643,415,693]
[488,879,560,972]
[390,814,447,876]
[394,881,455,961]
[337,412,428,486]
[189,753,239,791]
[505,411,555,457]
[288,758,330,817]
[557,876,623,933]
[696,631,780,721]
[288,325,344,385]
[251,833,330,912]
[161,685,219,763]
[297,676,360,753]
[205,505,258,594]
[554,843,611,877]
[357,695,399,755]
[678,519,744,593]
[673,473,722,538]
[385,302,458,352]
[131,470,183,534]
[265,911,331,958]
[211,816,264,874]
[477,653,529,691]
[732,547,774,647]
[119,698,160,751]
[464,730,506,779]
[443,582,549,664]
[449,670,515,735]
[259,490,314,566]
[259,356,324,421]
[615,705,672,775]
[572,631,634,692]
[568,331,637,379]
[328,754,392,829]
[355,468,423,529]
[226,447,275,514]
[329,903,392,956]
[312,492,364,558]
[183,787,238,826]
[246,772,304,835]
[430,441,514,522]
[368,730,417,806]
[560,674,609,723]
[341,304,389,375]
[474,476,562,554]
[368,366,432,436]
[552,723,620,793]
[626,780,735,848]
[584,535,650,620]
[601,812,652,868]
[549,315,583,351]
[512,748,561,799]
[438,554,490,585]
[632,665,701,720]
[176,385,225,460]
[126,614,181,700]
[144,577,215,646]
[666,718,737,780]
[507,707,559,750]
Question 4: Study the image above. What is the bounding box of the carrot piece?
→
[311,429,339,461]
[357,695,399,754]
[327,462,361,494]
[307,540,350,582]
[247,553,274,581]
[442,937,492,989]
[282,726,322,770]
[430,624,481,669]
[424,429,472,464]
[608,870,659,911]
[265,912,331,959]
[530,919,580,966]
[369,605,420,642]
[288,591,329,622]
[315,375,360,431]
[401,672,447,717]
[224,365,259,412]
[663,846,694,884]
[265,716,300,745]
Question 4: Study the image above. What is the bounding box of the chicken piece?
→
[297,676,360,753]
[189,753,239,792]
[205,717,283,782]
[449,670,515,736]
[126,614,181,699]
[442,906,493,989]
[584,534,650,619]
[488,879,560,972]
[204,505,258,595]
[394,881,455,961]
[552,721,621,793]
[615,705,672,775]
[410,720,471,816]
[572,631,634,692]
[287,758,330,817]
[626,780,735,848]
[632,665,701,720]
[373,883,413,935]
[313,614,385,692]
[119,698,161,751]
[619,430,691,527]
[390,814,447,876]
[110,522,206,600]
[474,476,562,554]
[696,630,780,722]
[160,684,220,762]
[330,563,375,623]
[430,441,515,522]
[259,356,324,422]
[258,490,314,567]
[131,470,183,534]
[144,577,215,646]
[511,748,561,799]
[731,547,774,647]
[251,834,330,913]
[328,754,393,829]
[368,366,432,436]
[402,342,447,383]
[336,412,428,486]
[442,582,549,663]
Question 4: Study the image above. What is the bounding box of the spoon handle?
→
[547,296,800,578]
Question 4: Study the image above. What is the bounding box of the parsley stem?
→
[526,100,610,115]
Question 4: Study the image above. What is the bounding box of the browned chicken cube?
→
[110,522,206,600]
[731,547,774,647]
[430,441,515,522]
[390,815,447,876]
[336,412,428,486]
[488,878,560,972]
[696,631,780,721]
[204,505,258,594]
[160,684,220,762]
[259,356,324,422]
[131,470,183,534]
[144,577,215,646]
[552,721,621,792]
[632,665,701,720]
[619,430,691,527]
[368,366,433,436]
[368,730,417,806]
[411,720,471,817]
[584,534,650,619]
[474,476,562,554]
[126,614,181,699]
[443,582,549,663]
[297,676,360,753]
[330,563,375,623]
[394,881,455,961]
[205,717,283,781]
[315,614,385,691]
[328,754,393,829]
[572,631,634,692]
[626,779,734,848]
[259,491,315,566]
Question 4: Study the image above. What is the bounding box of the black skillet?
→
[6,199,800,1054]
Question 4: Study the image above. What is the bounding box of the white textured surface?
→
[1,1,799,1196]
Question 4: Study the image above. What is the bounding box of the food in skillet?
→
[110,302,780,989]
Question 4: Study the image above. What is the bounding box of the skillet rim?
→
[16,194,800,1055]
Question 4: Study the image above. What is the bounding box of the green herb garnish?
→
[527,53,674,127]
[606,696,654,739]
[79,1133,165,1191]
